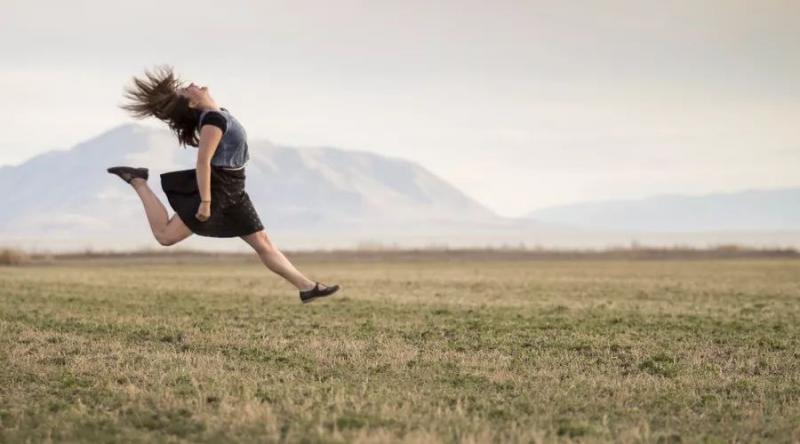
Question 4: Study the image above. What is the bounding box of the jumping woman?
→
[107,64,340,304]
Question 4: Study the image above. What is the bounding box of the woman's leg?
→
[130,178,193,246]
[240,230,319,291]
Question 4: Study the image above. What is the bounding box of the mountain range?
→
[0,123,798,252]
[527,188,800,232]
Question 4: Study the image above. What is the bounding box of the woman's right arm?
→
[196,125,223,202]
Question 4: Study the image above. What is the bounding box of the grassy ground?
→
[1,255,799,443]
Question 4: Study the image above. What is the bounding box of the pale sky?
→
[1,0,798,217]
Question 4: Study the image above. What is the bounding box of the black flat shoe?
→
[299,282,340,304]
[107,166,149,183]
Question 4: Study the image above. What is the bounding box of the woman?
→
[107,64,339,304]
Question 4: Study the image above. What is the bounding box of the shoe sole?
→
[107,167,148,182]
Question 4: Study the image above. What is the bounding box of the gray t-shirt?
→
[197,107,249,169]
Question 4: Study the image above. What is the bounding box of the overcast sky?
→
[1,0,798,217]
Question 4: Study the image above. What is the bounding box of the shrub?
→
[0,247,31,265]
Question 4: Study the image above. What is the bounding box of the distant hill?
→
[526,189,800,232]
[0,123,547,251]
[2,123,799,252]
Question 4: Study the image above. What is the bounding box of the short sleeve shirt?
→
[199,110,227,134]
[196,107,249,168]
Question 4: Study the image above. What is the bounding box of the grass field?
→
[1,253,799,442]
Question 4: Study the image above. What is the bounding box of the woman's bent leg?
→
[130,178,193,246]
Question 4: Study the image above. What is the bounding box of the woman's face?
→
[176,82,210,108]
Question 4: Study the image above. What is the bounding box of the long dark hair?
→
[119,64,201,147]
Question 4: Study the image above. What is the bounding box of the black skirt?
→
[160,166,264,238]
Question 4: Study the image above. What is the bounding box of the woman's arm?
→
[196,125,224,202]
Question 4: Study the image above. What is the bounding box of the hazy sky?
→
[1,0,798,217]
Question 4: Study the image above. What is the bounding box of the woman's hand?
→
[196,201,211,221]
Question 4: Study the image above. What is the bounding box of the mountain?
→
[0,123,546,252]
[526,189,800,232]
[2,123,799,252]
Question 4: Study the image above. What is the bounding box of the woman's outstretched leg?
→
[240,230,320,291]
[130,178,193,246]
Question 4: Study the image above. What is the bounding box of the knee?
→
[155,232,176,247]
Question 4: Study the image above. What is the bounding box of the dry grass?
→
[1,255,799,442]
[0,248,30,266]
